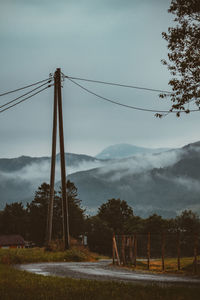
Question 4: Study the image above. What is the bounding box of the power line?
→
[0,77,52,97]
[0,85,53,114]
[67,77,200,114]
[65,75,172,94]
[0,80,52,109]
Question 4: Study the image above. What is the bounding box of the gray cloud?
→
[0,0,199,159]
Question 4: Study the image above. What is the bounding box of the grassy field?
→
[0,248,199,299]
[0,264,200,300]
[0,247,100,265]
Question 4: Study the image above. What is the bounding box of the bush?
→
[0,246,98,265]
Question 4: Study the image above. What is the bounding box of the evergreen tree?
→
[0,202,28,238]
[97,198,133,233]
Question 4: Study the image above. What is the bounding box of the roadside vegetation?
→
[0,246,100,265]
[0,264,200,300]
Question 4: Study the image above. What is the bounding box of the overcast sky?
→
[0,0,199,158]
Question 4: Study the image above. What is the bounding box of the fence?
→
[112,232,200,273]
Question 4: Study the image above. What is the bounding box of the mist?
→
[97,149,183,182]
[0,155,105,208]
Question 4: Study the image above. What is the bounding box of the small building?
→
[0,235,25,249]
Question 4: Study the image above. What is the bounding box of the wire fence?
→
[113,232,200,273]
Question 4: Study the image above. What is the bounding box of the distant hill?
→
[0,153,101,172]
[1,141,200,218]
[0,153,105,209]
[96,143,169,159]
[68,141,200,217]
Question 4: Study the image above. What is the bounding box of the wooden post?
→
[147,232,150,270]
[112,234,115,265]
[46,72,58,246]
[133,234,137,267]
[129,236,133,263]
[121,235,126,265]
[177,232,181,271]
[57,68,70,250]
[161,232,165,271]
[113,235,120,265]
[193,234,198,274]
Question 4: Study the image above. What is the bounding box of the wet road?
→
[17,260,200,286]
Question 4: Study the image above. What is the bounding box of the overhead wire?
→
[0,84,53,114]
[65,75,172,94]
[66,77,200,114]
[0,80,52,109]
[0,73,198,115]
[0,77,52,97]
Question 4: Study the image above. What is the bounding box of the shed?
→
[0,235,25,249]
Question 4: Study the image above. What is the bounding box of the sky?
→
[0,0,200,158]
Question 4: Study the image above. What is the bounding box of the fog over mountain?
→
[0,142,200,217]
[68,141,200,217]
[0,153,105,209]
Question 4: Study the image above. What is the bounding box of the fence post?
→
[129,236,134,263]
[193,234,198,274]
[133,234,137,267]
[161,232,165,271]
[177,232,181,271]
[112,234,120,266]
[147,232,151,270]
[112,233,115,265]
[121,235,126,265]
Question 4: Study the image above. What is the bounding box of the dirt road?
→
[17,259,200,286]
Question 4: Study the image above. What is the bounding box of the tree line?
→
[0,181,200,256]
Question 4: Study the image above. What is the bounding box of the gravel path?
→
[17,259,200,286]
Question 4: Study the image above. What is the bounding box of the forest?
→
[0,181,200,256]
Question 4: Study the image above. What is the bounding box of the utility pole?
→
[57,68,70,249]
[46,68,70,250]
[46,71,58,246]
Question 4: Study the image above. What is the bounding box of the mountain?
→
[0,153,100,172]
[0,153,105,209]
[68,141,200,217]
[96,143,169,159]
[1,141,200,218]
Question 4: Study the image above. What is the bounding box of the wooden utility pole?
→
[46,72,58,246]
[46,68,70,250]
[57,68,70,249]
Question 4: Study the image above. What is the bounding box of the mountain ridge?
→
[96,143,170,159]
[68,141,200,217]
[0,141,200,217]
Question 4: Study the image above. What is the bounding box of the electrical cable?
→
[0,80,52,109]
[0,78,52,97]
[65,75,172,94]
[0,85,53,114]
[66,77,200,114]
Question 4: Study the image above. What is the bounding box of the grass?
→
[0,264,200,300]
[0,249,199,299]
[125,257,200,276]
[0,247,99,265]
